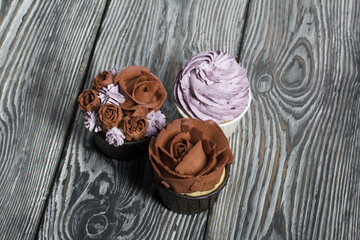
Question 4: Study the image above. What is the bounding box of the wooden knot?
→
[86,213,109,237]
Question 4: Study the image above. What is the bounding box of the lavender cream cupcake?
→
[174,50,251,137]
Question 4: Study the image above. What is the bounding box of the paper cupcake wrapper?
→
[155,165,230,214]
[94,133,150,160]
[176,91,252,138]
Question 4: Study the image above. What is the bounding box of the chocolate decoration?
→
[115,65,167,112]
[149,118,233,194]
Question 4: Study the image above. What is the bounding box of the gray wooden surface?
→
[0,1,106,239]
[0,0,359,239]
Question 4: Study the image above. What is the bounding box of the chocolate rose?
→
[120,108,148,141]
[98,103,123,131]
[92,71,114,90]
[114,65,167,112]
[149,118,233,194]
[78,89,100,112]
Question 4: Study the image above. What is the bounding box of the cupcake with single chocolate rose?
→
[149,118,233,214]
[174,50,252,137]
[79,66,167,160]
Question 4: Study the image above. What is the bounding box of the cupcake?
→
[78,65,167,160]
[149,118,233,214]
[174,50,251,137]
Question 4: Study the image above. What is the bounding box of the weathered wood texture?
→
[0,1,106,239]
[206,0,360,239]
[38,0,249,239]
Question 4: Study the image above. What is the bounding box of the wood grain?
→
[0,1,106,239]
[37,0,250,239]
[205,0,360,239]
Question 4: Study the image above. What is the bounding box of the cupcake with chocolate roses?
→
[78,65,167,160]
[149,118,233,214]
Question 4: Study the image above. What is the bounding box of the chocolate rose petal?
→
[193,120,230,155]
[149,148,166,184]
[201,139,213,154]
[168,132,192,160]
[157,146,178,169]
[189,167,224,192]
[151,148,191,179]
[131,106,148,117]
[134,85,153,103]
[120,99,138,111]
[197,141,231,176]
[175,141,207,175]
[172,140,193,160]
[133,82,159,105]
[152,132,195,179]
[197,149,218,175]
[133,80,158,93]
[116,66,150,94]
[155,119,182,151]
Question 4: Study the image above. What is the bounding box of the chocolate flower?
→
[78,89,100,112]
[98,103,123,131]
[120,115,148,141]
[149,118,233,194]
[92,71,114,90]
[114,65,167,112]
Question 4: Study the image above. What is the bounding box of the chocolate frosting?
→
[149,118,233,193]
[92,71,114,90]
[98,103,123,131]
[114,65,167,112]
[174,50,250,123]
[120,115,148,141]
[78,89,100,112]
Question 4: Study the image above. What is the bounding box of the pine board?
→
[205,0,360,239]
[0,1,107,239]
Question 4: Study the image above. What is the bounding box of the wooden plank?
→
[205,0,360,239]
[37,0,250,239]
[0,1,107,239]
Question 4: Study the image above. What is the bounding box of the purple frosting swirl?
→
[84,111,102,133]
[174,50,250,123]
[106,127,125,147]
[99,84,126,106]
[145,110,166,136]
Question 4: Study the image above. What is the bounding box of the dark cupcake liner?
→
[155,165,230,214]
[93,133,150,160]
